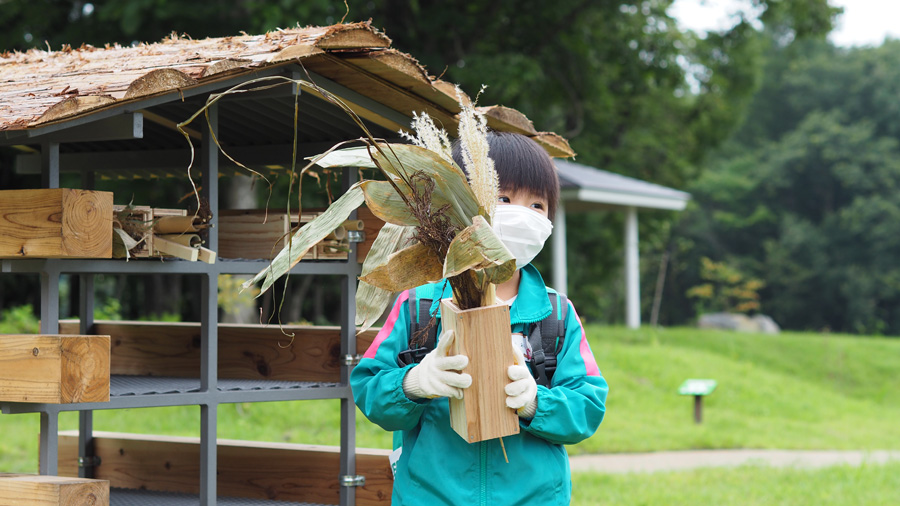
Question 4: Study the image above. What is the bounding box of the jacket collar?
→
[427,264,551,325]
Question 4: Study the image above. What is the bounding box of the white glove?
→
[403,329,472,400]
[506,346,538,418]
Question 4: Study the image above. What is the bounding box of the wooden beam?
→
[0,473,109,506]
[0,335,110,404]
[0,189,113,259]
[57,321,377,382]
[58,432,391,505]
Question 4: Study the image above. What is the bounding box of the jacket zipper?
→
[480,441,488,505]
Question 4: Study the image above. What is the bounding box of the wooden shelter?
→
[0,21,575,506]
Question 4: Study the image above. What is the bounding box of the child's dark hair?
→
[452,131,560,220]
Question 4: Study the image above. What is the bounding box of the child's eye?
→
[498,196,511,203]
[531,202,544,210]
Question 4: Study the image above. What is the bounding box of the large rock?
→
[698,313,780,334]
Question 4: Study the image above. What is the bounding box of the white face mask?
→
[492,205,553,270]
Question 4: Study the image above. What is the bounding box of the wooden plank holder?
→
[0,335,110,404]
[0,473,109,506]
[0,189,113,259]
[441,299,519,443]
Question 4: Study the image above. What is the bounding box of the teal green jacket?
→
[351,265,608,505]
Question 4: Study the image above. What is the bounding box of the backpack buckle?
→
[397,347,430,367]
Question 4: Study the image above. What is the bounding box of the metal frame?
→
[1,72,370,506]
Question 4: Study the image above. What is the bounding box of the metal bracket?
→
[340,475,366,487]
[78,456,101,468]
[347,230,366,243]
[343,354,361,366]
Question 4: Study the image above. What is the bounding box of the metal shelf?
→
[1,376,348,414]
[1,258,361,276]
[110,488,324,506]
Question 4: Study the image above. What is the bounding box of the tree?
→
[667,39,900,334]
[0,0,840,323]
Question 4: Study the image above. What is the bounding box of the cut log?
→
[441,300,519,443]
[58,432,391,505]
[0,189,113,259]
[0,473,109,506]
[0,335,110,404]
[57,320,377,382]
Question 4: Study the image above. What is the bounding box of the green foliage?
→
[0,0,841,323]
[0,304,39,333]
[667,39,900,334]
[687,257,764,314]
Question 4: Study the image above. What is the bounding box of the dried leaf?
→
[372,144,480,227]
[243,183,366,294]
[360,180,419,227]
[359,241,443,293]
[443,215,516,282]
[309,146,377,170]
[356,224,417,331]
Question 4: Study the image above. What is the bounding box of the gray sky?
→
[669,0,900,47]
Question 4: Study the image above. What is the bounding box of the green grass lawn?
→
[2,326,899,478]
[571,461,900,505]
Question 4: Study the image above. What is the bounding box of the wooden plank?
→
[58,432,391,506]
[0,473,109,506]
[0,335,110,404]
[57,321,377,381]
[441,300,519,443]
[0,189,113,259]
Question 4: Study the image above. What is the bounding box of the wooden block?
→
[440,299,519,443]
[0,335,110,404]
[58,321,376,382]
[0,473,109,506]
[218,210,317,260]
[58,432,391,505]
[0,189,113,259]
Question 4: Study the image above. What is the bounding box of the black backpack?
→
[396,287,568,387]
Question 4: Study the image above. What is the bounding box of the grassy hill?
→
[2,326,899,473]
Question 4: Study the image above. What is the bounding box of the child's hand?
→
[506,346,538,417]
[402,329,472,400]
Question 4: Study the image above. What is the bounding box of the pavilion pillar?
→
[552,200,568,294]
[625,206,640,329]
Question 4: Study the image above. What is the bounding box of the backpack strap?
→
[527,292,568,387]
[397,288,437,366]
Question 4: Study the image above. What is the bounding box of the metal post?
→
[200,103,219,505]
[624,206,640,329]
[339,168,360,506]
[694,395,703,424]
[78,274,96,478]
[40,269,60,334]
[39,410,59,475]
[551,200,568,294]
[41,141,60,189]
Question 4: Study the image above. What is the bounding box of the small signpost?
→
[678,379,717,424]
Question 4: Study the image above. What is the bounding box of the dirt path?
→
[569,449,900,473]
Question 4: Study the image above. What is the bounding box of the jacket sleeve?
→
[521,299,608,445]
[350,290,430,431]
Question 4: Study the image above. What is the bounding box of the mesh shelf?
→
[110,376,338,397]
[110,488,324,506]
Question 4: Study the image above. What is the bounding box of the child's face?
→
[498,188,549,218]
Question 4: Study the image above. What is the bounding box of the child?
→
[351,131,608,505]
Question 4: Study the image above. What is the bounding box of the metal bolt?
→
[32,348,39,356]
